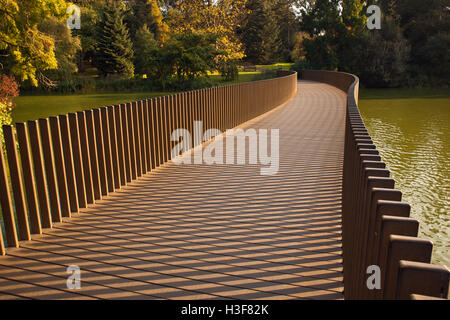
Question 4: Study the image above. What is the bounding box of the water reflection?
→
[360,98,449,267]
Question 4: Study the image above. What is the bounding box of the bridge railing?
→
[0,72,297,256]
[302,70,449,300]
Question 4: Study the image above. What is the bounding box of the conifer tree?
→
[241,0,281,64]
[96,1,134,78]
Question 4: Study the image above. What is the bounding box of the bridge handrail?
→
[0,71,297,256]
[301,70,449,300]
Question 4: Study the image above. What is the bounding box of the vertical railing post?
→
[58,115,79,214]
[3,125,31,240]
[68,113,87,208]
[16,123,42,234]
[27,120,52,228]
[0,139,18,247]
[75,111,94,205]
[38,118,62,221]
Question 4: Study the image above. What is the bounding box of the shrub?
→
[0,74,18,145]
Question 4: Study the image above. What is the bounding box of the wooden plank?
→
[150,98,160,169]
[0,138,19,247]
[27,120,52,228]
[75,112,94,204]
[143,100,152,171]
[3,125,31,240]
[166,95,174,161]
[38,118,62,222]
[133,101,142,176]
[58,115,79,214]
[0,227,4,255]
[16,123,42,234]
[127,102,137,180]
[68,113,87,208]
[156,97,164,166]
[120,104,131,183]
[161,97,168,164]
[48,117,71,218]
[114,105,126,186]
[138,101,147,174]
[92,109,108,196]
[84,110,101,200]
[107,106,121,189]
[100,107,114,192]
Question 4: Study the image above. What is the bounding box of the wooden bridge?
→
[0,70,448,300]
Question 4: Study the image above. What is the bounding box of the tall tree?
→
[0,0,68,86]
[96,1,134,78]
[241,0,282,64]
[392,0,450,82]
[39,17,82,80]
[300,0,343,70]
[133,24,159,76]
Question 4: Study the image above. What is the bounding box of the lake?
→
[359,88,449,267]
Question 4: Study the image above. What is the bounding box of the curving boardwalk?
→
[0,81,347,300]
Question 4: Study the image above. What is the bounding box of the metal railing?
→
[302,70,449,300]
[0,72,298,256]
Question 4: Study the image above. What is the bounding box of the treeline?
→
[292,0,450,87]
[0,0,449,94]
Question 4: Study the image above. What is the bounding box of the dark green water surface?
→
[359,88,449,266]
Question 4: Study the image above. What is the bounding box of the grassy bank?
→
[12,70,272,123]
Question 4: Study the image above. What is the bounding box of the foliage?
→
[290,58,312,75]
[290,32,309,61]
[38,17,82,80]
[127,0,170,43]
[133,24,159,77]
[162,33,221,82]
[72,0,106,72]
[218,60,239,81]
[353,16,410,88]
[166,0,248,61]
[95,1,134,78]
[0,74,18,145]
[241,0,282,64]
[0,0,69,86]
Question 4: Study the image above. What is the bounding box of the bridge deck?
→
[0,81,347,300]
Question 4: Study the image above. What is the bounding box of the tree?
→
[353,16,410,87]
[133,24,159,77]
[165,33,221,81]
[271,0,299,61]
[241,0,282,64]
[391,0,450,83]
[301,0,343,70]
[0,0,68,86]
[96,1,134,78]
[72,0,107,72]
[39,17,82,81]
[166,0,248,61]
[128,0,170,43]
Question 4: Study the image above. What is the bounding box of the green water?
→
[359,88,450,267]
[12,91,171,124]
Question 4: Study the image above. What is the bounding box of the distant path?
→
[0,81,347,300]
